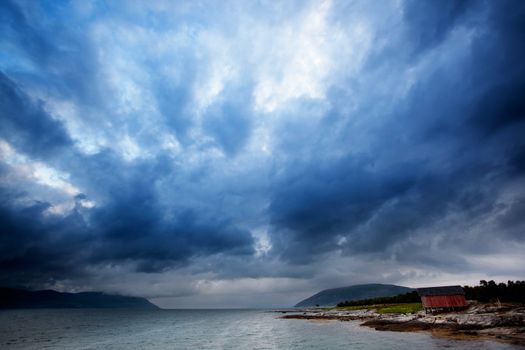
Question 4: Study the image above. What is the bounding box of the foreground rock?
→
[280,303,525,345]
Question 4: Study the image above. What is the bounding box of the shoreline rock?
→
[279,303,525,345]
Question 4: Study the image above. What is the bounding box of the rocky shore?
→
[279,303,525,345]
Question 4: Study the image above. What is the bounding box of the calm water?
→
[0,309,521,349]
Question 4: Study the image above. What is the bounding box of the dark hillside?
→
[295,284,413,307]
[0,288,159,309]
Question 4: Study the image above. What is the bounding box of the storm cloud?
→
[1,0,524,307]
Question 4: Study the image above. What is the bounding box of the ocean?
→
[0,309,520,349]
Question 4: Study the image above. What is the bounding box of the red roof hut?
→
[416,285,468,313]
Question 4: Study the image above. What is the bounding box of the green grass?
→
[375,303,422,314]
[334,302,422,314]
[333,305,376,311]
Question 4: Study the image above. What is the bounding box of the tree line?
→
[337,291,420,307]
[337,280,525,307]
[463,280,525,303]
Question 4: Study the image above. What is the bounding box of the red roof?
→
[421,295,468,308]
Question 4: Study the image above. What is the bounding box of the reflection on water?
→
[0,309,520,349]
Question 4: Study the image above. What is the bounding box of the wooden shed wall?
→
[421,295,467,308]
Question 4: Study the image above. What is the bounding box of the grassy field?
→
[375,303,422,314]
[334,302,422,314]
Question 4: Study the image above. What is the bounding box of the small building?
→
[416,285,468,313]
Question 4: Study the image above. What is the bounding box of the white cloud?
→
[0,139,80,196]
[0,139,95,216]
[251,0,372,113]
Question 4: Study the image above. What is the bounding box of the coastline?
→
[278,303,525,346]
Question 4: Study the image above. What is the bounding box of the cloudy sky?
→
[1,0,524,308]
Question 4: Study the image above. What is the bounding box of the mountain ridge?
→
[295,283,414,307]
[0,287,159,309]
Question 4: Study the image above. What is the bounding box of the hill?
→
[0,288,159,309]
[295,283,414,307]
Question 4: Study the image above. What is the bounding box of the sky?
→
[0,0,524,308]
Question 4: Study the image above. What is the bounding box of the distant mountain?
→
[0,288,159,309]
[295,284,414,307]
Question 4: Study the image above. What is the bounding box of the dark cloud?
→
[0,189,89,287]
[470,79,525,134]
[267,151,504,264]
[203,98,253,156]
[0,153,255,285]
[1,0,105,118]
[497,197,525,239]
[465,1,525,136]
[153,62,197,145]
[268,156,413,261]
[84,156,255,272]
[266,0,525,265]
[402,0,473,54]
[0,72,72,157]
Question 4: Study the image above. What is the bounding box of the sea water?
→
[0,309,520,349]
